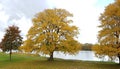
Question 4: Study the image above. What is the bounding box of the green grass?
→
[0,52,120,69]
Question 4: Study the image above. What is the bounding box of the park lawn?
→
[0,53,120,69]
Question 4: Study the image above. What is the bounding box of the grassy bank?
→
[0,53,120,69]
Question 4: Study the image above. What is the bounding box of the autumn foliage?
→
[21,8,81,61]
[0,25,23,60]
[93,0,120,64]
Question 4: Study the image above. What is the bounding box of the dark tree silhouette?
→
[1,25,23,61]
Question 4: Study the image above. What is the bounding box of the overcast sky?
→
[0,0,114,44]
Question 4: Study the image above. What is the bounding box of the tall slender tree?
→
[21,8,81,61]
[93,0,120,64]
[1,25,23,61]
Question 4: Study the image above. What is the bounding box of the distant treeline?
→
[81,43,93,51]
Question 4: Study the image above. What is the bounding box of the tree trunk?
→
[118,56,120,64]
[48,52,54,61]
[10,45,12,61]
[10,49,12,61]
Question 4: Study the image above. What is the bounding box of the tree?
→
[82,43,93,51]
[93,0,120,64]
[21,8,81,61]
[1,25,23,61]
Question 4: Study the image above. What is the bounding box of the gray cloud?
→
[0,0,53,40]
[0,0,50,19]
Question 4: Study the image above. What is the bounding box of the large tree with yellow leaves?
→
[21,8,81,61]
[93,0,120,64]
